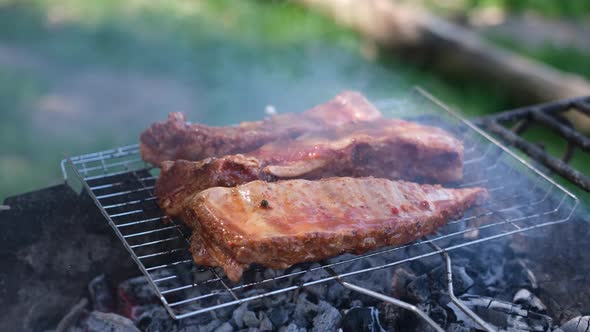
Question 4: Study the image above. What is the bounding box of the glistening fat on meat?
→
[182,177,488,282]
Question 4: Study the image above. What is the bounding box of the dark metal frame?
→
[475,96,590,191]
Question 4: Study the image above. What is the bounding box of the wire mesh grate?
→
[62,89,579,320]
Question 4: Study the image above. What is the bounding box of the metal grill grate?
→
[476,95,590,191]
[62,88,579,321]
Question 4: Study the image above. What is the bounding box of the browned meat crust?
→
[183,178,488,282]
[154,118,464,217]
[140,91,381,166]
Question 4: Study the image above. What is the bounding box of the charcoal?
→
[259,314,273,332]
[311,301,341,332]
[136,305,176,332]
[261,292,292,309]
[406,274,431,303]
[177,326,199,332]
[448,295,552,331]
[267,304,294,327]
[294,293,319,327]
[326,282,352,307]
[377,302,403,331]
[390,267,416,299]
[445,323,471,332]
[243,310,260,328]
[305,284,329,300]
[118,275,158,304]
[126,304,166,323]
[555,316,590,332]
[178,312,216,329]
[513,289,547,313]
[84,311,140,332]
[278,323,304,332]
[425,303,449,328]
[88,274,114,312]
[210,305,234,322]
[340,307,385,332]
[350,299,364,308]
[232,303,249,329]
[409,265,473,301]
[504,259,538,290]
[117,275,159,320]
[299,271,329,300]
[452,244,508,295]
[449,266,474,295]
[350,272,392,300]
[63,326,85,332]
[214,322,235,332]
[53,297,89,332]
[199,319,222,332]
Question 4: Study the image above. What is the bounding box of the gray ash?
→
[56,230,588,332]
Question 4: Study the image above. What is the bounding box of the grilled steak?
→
[155,119,464,216]
[183,177,488,282]
[140,90,381,166]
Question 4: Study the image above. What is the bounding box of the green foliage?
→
[491,36,590,79]
[464,0,590,18]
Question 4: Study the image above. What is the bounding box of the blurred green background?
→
[0,0,589,200]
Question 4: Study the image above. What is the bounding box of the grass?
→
[490,36,590,80]
[453,0,590,19]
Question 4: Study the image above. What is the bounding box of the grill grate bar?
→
[102,197,157,209]
[84,169,138,181]
[129,236,183,249]
[109,209,144,218]
[78,157,143,173]
[95,186,154,200]
[136,248,185,260]
[90,176,157,191]
[145,259,193,272]
[63,89,579,320]
[115,216,166,228]
[123,225,179,239]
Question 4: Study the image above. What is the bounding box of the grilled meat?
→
[140,91,381,166]
[183,177,488,282]
[155,118,464,216]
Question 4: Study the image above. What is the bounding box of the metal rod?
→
[342,281,445,332]
[323,266,445,332]
[442,251,497,332]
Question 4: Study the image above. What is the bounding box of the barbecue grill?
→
[60,88,581,332]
